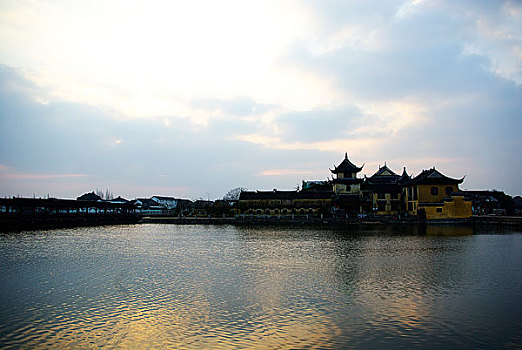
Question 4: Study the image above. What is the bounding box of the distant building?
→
[77,192,103,201]
[362,164,410,216]
[237,153,474,221]
[238,189,333,216]
[108,196,129,204]
[131,198,165,215]
[151,196,178,210]
[193,200,214,216]
[177,199,195,214]
[402,168,472,220]
[464,190,517,215]
[301,180,332,192]
[330,153,364,215]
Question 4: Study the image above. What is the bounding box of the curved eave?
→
[330,165,363,174]
[414,177,465,185]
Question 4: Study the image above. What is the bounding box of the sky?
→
[0,0,521,200]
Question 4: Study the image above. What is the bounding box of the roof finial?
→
[384,161,387,167]
[345,151,348,160]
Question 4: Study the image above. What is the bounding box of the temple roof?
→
[409,168,465,185]
[366,164,400,183]
[371,163,398,177]
[398,167,411,185]
[330,153,363,174]
[77,191,102,201]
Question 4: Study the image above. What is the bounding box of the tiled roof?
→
[366,164,400,184]
[408,168,464,185]
[330,153,363,174]
[152,196,176,201]
[77,192,102,201]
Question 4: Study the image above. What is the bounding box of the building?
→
[77,191,103,201]
[177,199,195,214]
[330,153,364,215]
[108,196,129,204]
[238,190,333,216]
[362,164,410,216]
[131,198,165,215]
[191,200,214,216]
[237,153,474,221]
[301,180,332,192]
[151,196,178,210]
[402,168,472,220]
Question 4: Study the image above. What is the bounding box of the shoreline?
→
[1,214,521,233]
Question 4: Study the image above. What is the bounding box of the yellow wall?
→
[417,184,458,203]
[421,196,472,220]
[334,183,360,194]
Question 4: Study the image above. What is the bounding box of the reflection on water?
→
[0,224,520,349]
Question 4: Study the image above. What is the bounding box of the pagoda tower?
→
[330,152,364,195]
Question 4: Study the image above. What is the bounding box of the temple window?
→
[445,186,453,195]
[431,187,438,195]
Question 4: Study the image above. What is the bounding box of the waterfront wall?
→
[472,215,522,227]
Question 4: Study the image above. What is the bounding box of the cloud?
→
[0,164,88,180]
[191,97,274,117]
[0,1,521,197]
[275,105,363,142]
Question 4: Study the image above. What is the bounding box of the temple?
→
[238,153,472,221]
[402,168,470,220]
[361,164,409,216]
[330,152,364,215]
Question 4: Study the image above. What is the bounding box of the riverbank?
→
[141,215,430,226]
[471,215,522,227]
[2,214,521,232]
[141,215,522,227]
[0,214,141,232]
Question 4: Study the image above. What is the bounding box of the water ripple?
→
[0,225,520,349]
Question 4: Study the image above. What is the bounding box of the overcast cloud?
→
[0,0,520,199]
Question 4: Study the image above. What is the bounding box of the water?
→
[0,224,520,349]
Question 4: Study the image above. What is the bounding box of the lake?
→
[0,224,521,349]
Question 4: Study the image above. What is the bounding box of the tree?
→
[96,188,114,200]
[223,187,247,201]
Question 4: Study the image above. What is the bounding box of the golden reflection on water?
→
[22,300,340,349]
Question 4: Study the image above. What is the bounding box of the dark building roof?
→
[239,190,334,201]
[398,167,411,185]
[301,180,332,191]
[77,192,102,201]
[330,153,363,175]
[363,165,410,192]
[408,168,464,186]
[109,196,129,203]
[132,198,164,208]
[151,196,176,201]
[0,197,135,209]
[366,164,400,184]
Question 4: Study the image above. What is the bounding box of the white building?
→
[151,196,178,210]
